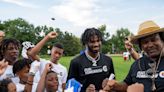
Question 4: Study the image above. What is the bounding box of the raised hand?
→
[0,31,5,37]
[124,39,133,51]
[47,31,58,39]
[0,59,8,75]
[44,63,53,73]
[0,31,5,41]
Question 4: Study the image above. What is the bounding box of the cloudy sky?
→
[0,0,164,37]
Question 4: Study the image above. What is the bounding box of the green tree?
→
[0,18,86,56]
[110,28,132,53]
[98,25,111,54]
[2,18,36,43]
[61,31,81,56]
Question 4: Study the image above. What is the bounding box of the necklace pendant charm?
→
[152,84,156,91]
[92,62,97,66]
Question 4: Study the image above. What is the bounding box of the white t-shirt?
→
[16,80,38,92]
[0,65,13,80]
[15,69,40,92]
[0,65,21,92]
[39,59,68,92]
[0,65,19,83]
[31,71,40,92]
[16,83,25,92]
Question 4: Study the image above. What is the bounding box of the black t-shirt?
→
[124,55,164,92]
[67,53,115,92]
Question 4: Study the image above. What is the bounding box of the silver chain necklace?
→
[85,50,100,66]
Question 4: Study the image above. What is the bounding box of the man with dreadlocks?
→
[103,20,164,92]
[67,28,115,92]
[0,38,20,82]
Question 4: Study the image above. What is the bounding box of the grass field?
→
[41,55,134,81]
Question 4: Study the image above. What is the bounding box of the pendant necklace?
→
[85,50,100,66]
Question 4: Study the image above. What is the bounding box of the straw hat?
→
[131,20,164,44]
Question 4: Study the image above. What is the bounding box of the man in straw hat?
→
[102,20,164,92]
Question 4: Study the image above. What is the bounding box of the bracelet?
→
[128,48,134,54]
[26,82,33,85]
